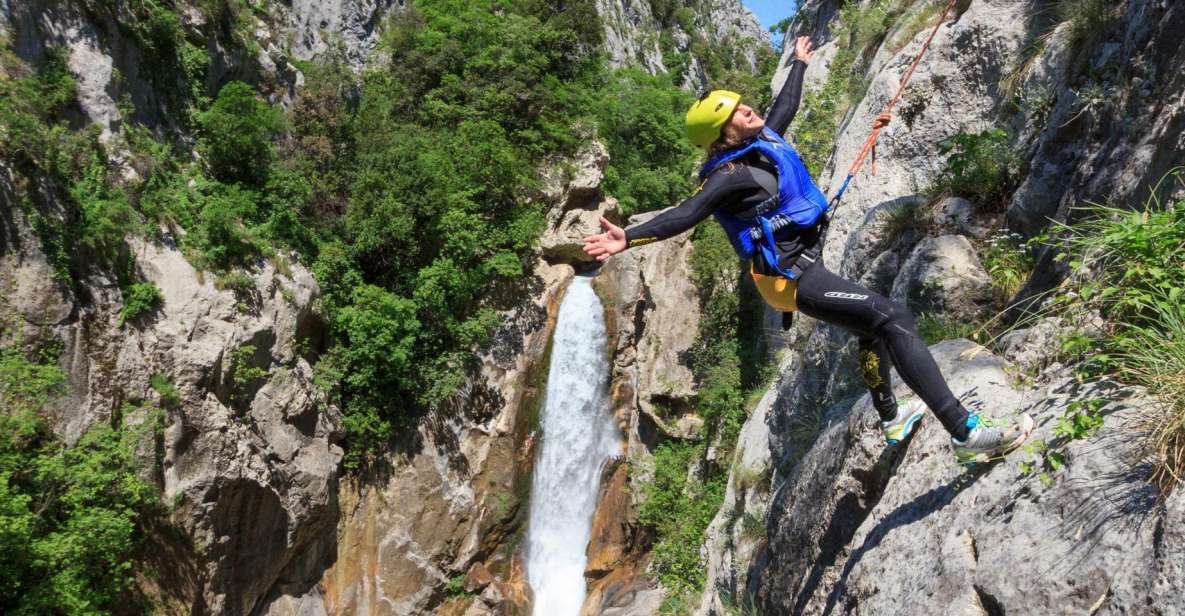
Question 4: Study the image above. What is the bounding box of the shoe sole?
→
[957,414,1036,467]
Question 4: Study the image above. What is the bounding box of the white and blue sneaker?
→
[882,397,927,445]
[952,413,1036,466]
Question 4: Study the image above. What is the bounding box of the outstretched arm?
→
[764,36,813,135]
[583,172,738,261]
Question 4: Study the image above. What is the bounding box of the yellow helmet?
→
[685,90,741,148]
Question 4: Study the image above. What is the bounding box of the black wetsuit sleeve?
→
[623,172,740,248]
[764,59,808,135]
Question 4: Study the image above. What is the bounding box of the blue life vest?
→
[699,127,828,278]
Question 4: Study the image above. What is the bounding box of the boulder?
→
[891,235,995,321]
[538,140,610,209]
[930,196,989,237]
[536,140,625,264]
[539,197,625,264]
[585,459,640,578]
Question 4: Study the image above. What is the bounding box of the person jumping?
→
[582,36,1034,465]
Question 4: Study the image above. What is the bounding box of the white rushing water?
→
[526,275,622,616]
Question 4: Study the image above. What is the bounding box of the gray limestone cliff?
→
[596,0,768,88]
[1,167,343,613]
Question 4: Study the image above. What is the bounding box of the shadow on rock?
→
[819,471,983,616]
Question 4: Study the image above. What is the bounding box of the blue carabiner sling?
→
[699,128,828,279]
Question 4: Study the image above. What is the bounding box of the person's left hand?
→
[794,36,813,64]
[582,217,627,262]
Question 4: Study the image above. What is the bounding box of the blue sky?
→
[743,0,799,31]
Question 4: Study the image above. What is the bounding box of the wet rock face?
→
[581,458,663,616]
[751,340,1180,616]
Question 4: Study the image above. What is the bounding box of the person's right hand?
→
[582,217,627,262]
[794,36,813,64]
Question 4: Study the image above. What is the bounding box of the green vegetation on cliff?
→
[792,0,946,175]
[1047,181,1185,495]
[2,0,768,468]
[647,0,779,110]
[639,222,774,612]
[0,347,162,614]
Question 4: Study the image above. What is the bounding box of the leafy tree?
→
[196,81,283,186]
[595,70,698,215]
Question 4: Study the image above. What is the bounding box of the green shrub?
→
[639,441,725,596]
[213,271,256,294]
[887,0,946,51]
[917,312,981,345]
[738,505,767,542]
[189,182,265,269]
[0,347,159,613]
[1053,398,1106,441]
[979,230,1035,303]
[595,70,698,215]
[120,282,164,326]
[1058,0,1118,63]
[0,47,76,167]
[933,128,1022,210]
[229,345,268,384]
[444,574,471,598]
[71,137,141,257]
[149,373,181,410]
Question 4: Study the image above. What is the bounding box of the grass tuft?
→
[1045,171,1185,496]
[917,312,981,345]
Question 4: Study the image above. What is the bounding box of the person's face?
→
[727,102,764,140]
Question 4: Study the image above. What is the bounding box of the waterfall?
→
[526,275,622,616]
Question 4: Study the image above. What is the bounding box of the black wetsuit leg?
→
[794,260,971,440]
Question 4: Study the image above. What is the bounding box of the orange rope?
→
[845,0,958,179]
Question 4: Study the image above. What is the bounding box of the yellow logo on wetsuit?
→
[860,349,883,388]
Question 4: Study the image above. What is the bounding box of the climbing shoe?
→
[882,397,927,445]
[952,413,1036,466]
